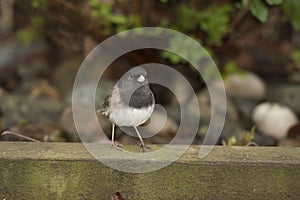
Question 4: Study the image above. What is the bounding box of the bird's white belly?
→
[109,106,154,127]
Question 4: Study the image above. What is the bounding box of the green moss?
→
[1,143,300,199]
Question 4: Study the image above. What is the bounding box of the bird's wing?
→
[98,90,112,117]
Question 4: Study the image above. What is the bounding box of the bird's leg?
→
[133,126,149,152]
[111,124,122,150]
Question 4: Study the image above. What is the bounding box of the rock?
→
[287,123,300,138]
[253,132,278,146]
[188,88,242,143]
[224,72,266,100]
[68,79,114,108]
[68,78,115,143]
[165,104,181,122]
[142,109,178,138]
[17,59,50,80]
[266,80,300,115]
[219,72,266,129]
[16,79,61,100]
[288,71,300,82]
[59,107,80,142]
[231,97,258,127]
[279,123,300,147]
[52,57,83,99]
[0,37,49,91]
[1,94,64,128]
[252,102,299,140]
[0,38,48,70]
[30,79,61,100]
[279,138,300,147]
[60,106,110,143]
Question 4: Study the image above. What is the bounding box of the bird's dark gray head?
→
[117,67,148,89]
[117,66,154,108]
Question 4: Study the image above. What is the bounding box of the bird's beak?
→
[137,75,145,83]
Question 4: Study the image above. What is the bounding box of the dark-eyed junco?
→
[100,67,155,151]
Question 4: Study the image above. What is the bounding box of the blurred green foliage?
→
[162,3,231,68]
[161,0,300,71]
[89,0,141,35]
[23,0,300,73]
[31,0,47,8]
[222,126,255,146]
[174,4,232,46]
[161,34,211,65]
[159,0,169,3]
[249,0,269,22]
[290,49,300,62]
[290,48,300,69]
[281,0,300,31]
[222,61,245,79]
[18,119,29,127]
[240,0,300,31]
[17,16,44,45]
[236,0,283,23]
[87,0,300,76]
[16,0,48,44]
[198,4,232,46]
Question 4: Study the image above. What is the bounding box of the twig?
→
[246,141,259,146]
[1,131,41,142]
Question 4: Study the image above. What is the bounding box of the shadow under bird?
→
[99,67,155,151]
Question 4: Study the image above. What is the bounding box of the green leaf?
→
[250,0,268,22]
[281,0,300,31]
[197,4,232,46]
[223,61,244,75]
[242,0,249,7]
[31,0,47,8]
[290,49,300,63]
[110,15,126,24]
[266,0,283,5]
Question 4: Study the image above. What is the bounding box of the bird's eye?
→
[137,75,145,83]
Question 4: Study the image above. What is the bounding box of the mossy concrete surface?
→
[0,142,299,199]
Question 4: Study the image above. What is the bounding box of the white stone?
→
[252,102,299,140]
[225,72,266,100]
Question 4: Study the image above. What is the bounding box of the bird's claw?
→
[111,142,123,151]
[137,143,150,152]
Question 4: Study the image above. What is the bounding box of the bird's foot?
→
[111,141,123,151]
[137,142,150,152]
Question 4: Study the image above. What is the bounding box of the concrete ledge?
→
[0,142,299,199]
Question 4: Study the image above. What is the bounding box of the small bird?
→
[100,67,155,151]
